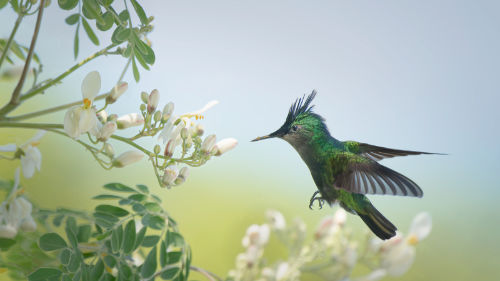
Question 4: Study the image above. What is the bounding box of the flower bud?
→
[113,151,144,167]
[108,114,118,121]
[162,102,174,121]
[164,139,176,157]
[180,128,189,139]
[0,225,17,238]
[96,110,108,122]
[195,124,204,136]
[153,111,162,122]
[96,122,117,141]
[104,143,114,156]
[175,167,189,185]
[117,113,144,129]
[140,91,149,104]
[213,138,238,156]
[140,104,147,112]
[106,82,128,104]
[185,135,193,148]
[201,134,216,153]
[147,89,160,113]
[162,168,178,187]
[154,144,161,155]
[20,217,37,232]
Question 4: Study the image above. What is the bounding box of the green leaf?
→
[91,259,105,280]
[58,0,78,10]
[101,0,114,6]
[160,241,167,267]
[96,11,114,31]
[60,248,71,265]
[39,233,67,251]
[72,270,81,281]
[144,202,161,213]
[67,251,82,272]
[96,204,129,217]
[92,194,123,200]
[134,226,147,250]
[53,214,65,226]
[77,225,91,242]
[28,268,62,281]
[151,194,162,203]
[142,214,165,230]
[74,25,79,59]
[0,238,16,250]
[160,268,180,280]
[103,255,116,268]
[118,10,129,23]
[66,216,78,235]
[132,203,146,213]
[66,226,79,248]
[166,251,182,264]
[185,246,192,278]
[103,183,136,193]
[82,0,100,19]
[111,226,123,253]
[130,0,148,25]
[128,193,147,202]
[122,220,136,254]
[134,50,150,70]
[9,0,19,13]
[0,0,8,9]
[140,246,157,278]
[65,13,80,25]
[93,212,119,228]
[166,231,184,248]
[142,235,160,247]
[136,184,149,193]
[82,18,100,45]
[119,262,132,280]
[132,57,140,82]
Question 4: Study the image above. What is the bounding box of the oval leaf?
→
[39,233,67,251]
[95,205,129,217]
[140,246,157,278]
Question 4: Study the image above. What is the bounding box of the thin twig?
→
[0,13,24,70]
[0,0,45,116]
[190,266,224,281]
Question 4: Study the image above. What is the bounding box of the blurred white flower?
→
[0,131,45,178]
[242,224,270,248]
[266,210,286,230]
[379,212,432,276]
[162,167,178,187]
[147,89,160,113]
[175,167,189,185]
[117,113,144,129]
[0,169,36,238]
[315,209,347,240]
[64,71,101,138]
[162,102,174,121]
[355,269,387,281]
[113,151,144,167]
[213,138,238,156]
[186,100,219,118]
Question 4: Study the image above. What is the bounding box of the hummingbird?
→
[252,91,440,240]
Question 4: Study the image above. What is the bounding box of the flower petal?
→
[64,106,82,138]
[28,130,46,144]
[78,108,98,134]
[81,71,101,100]
[408,212,432,241]
[381,243,415,276]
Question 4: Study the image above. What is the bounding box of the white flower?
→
[117,113,144,129]
[315,209,346,240]
[106,82,128,104]
[242,224,270,248]
[0,169,36,238]
[201,134,216,153]
[162,167,178,187]
[147,89,160,113]
[380,212,432,276]
[175,167,189,185]
[188,100,219,117]
[275,262,289,280]
[355,269,387,281]
[113,151,144,167]
[266,210,286,230]
[20,130,45,178]
[162,102,174,120]
[91,121,117,142]
[213,138,238,156]
[64,71,101,138]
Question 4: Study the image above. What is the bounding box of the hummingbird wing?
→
[332,154,423,197]
[344,141,440,162]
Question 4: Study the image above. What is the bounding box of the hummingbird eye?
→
[291,125,299,132]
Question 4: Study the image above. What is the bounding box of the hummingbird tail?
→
[358,204,397,240]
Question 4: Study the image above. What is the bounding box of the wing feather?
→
[346,142,443,162]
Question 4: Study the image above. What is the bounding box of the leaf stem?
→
[0,0,45,117]
[0,13,24,70]
[190,266,224,281]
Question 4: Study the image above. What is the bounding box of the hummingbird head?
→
[252,90,329,146]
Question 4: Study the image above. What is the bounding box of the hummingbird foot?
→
[309,191,327,210]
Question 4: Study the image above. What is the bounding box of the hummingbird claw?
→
[308,191,326,210]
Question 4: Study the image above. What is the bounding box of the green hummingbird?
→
[252,91,440,240]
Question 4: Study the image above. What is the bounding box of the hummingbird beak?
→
[251,135,273,142]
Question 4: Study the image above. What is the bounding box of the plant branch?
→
[190,266,224,281]
[7,93,109,121]
[0,0,45,117]
[19,43,117,102]
[0,13,24,70]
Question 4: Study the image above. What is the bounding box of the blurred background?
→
[1,1,499,280]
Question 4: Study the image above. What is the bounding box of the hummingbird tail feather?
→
[358,204,397,240]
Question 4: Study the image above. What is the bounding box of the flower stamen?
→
[407,234,419,245]
[83,98,92,109]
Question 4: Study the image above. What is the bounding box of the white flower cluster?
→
[0,130,45,179]
[228,210,432,281]
[60,71,237,187]
[0,169,36,238]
